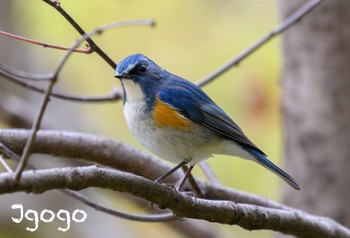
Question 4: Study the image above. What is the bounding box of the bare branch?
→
[0,69,122,102]
[42,0,116,68]
[1,141,219,237]
[0,156,12,173]
[1,140,178,223]
[0,129,305,211]
[51,19,155,77]
[0,19,154,103]
[198,161,221,186]
[0,166,349,238]
[0,63,53,81]
[0,30,92,53]
[196,0,325,87]
[12,76,57,182]
[60,189,177,222]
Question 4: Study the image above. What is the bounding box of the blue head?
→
[115,54,169,106]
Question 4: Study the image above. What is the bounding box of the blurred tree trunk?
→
[0,0,31,128]
[279,0,350,233]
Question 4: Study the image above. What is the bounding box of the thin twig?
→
[197,0,325,87]
[44,5,154,70]
[0,156,13,173]
[0,69,122,101]
[12,23,89,181]
[198,161,221,186]
[60,189,177,222]
[0,31,92,53]
[0,142,22,163]
[51,19,155,76]
[0,63,53,81]
[42,0,117,68]
[12,76,57,182]
[0,20,154,102]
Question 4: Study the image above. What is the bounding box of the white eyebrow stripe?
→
[122,62,137,74]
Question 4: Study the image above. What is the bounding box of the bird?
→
[114,54,300,191]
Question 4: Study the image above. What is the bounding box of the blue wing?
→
[157,82,265,155]
[157,80,300,190]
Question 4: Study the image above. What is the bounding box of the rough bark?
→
[1,166,350,238]
[280,0,350,229]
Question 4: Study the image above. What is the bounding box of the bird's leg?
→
[178,165,194,191]
[155,161,188,184]
[150,162,187,211]
[181,166,203,197]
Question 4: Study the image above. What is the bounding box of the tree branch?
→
[0,30,92,53]
[0,155,12,172]
[197,0,325,87]
[59,189,177,222]
[0,147,218,238]
[0,166,348,238]
[12,73,57,182]
[0,129,316,211]
[42,0,117,69]
[0,60,123,103]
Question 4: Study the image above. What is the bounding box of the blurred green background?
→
[1,0,285,237]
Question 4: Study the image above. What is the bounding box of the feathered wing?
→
[157,84,300,190]
[199,103,265,155]
[157,86,264,154]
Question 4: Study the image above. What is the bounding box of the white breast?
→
[122,79,151,142]
[122,79,226,165]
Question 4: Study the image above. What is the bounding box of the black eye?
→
[138,64,147,73]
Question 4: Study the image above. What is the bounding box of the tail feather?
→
[246,148,300,190]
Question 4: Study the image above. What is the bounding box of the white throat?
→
[122,79,145,103]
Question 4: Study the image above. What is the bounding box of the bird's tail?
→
[246,148,300,190]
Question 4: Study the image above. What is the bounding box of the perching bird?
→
[115,54,300,190]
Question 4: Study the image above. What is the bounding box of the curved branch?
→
[0,166,349,238]
[0,140,177,223]
[42,0,116,69]
[197,0,325,87]
[0,31,91,54]
[0,63,53,81]
[60,190,177,222]
[0,129,313,211]
[0,69,122,102]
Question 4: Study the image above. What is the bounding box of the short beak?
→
[114,74,130,79]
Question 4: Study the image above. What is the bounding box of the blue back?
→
[116,54,264,154]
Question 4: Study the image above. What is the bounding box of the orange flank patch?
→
[153,97,190,129]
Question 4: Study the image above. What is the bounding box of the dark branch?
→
[12,75,57,182]
[0,166,348,238]
[0,63,122,102]
[60,189,177,222]
[42,0,116,69]
[1,141,179,223]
